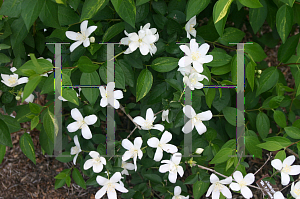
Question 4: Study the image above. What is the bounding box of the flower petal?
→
[153,147,163,162]
[80,20,88,33]
[179,45,191,56]
[81,124,92,139]
[271,159,283,171]
[281,172,290,185]
[171,153,182,165]
[241,186,253,199]
[122,139,134,150]
[195,122,207,135]
[73,153,79,165]
[192,61,203,73]
[159,164,170,173]
[210,174,219,183]
[146,108,155,121]
[84,159,94,170]
[147,137,159,148]
[93,163,103,173]
[206,184,214,197]
[198,43,210,55]
[73,135,80,148]
[229,182,241,191]
[178,56,192,68]
[70,41,83,52]
[83,38,90,47]
[134,137,143,149]
[89,151,100,159]
[114,182,128,193]
[99,86,106,97]
[233,171,243,182]
[174,186,181,196]
[133,116,146,126]
[139,42,150,55]
[244,173,255,185]
[110,172,122,183]
[168,172,177,183]
[95,186,107,199]
[162,144,178,154]
[283,155,295,166]
[66,31,80,41]
[122,151,133,161]
[183,105,196,118]
[17,77,29,85]
[160,131,172,144]
[67,121,80,132]
[220,186,232,199]
[84,115,97,125]
[220,176,232,185]
[182,119,194,134]
[177,166,184,177]
[129,41,139,52]
[190,39,198,52]
[71,108,83,121]
[114,90,123,99]
[86,26,97,37]
[100,98,108,107]
[152,124,164,132]
[197,110,213,121]
[107,188,117,199]
[112,99,120,109]
[288,165,300,175]
[96,176,108,186]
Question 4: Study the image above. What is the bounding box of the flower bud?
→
[195,148,204,155]
[15,96,20,100]
[187,158,196,167]
[257,74,261,78]
[89,36,95,43]
[257,70,262,74]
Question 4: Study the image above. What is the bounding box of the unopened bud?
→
[15,96,20,100]
[257,74,261,78]
[89,36,95,43]
[187,158,196,167]
[195,148,204,155]
[257,70,262,74]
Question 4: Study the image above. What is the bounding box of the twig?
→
[280,177,300,192]
[286,148,299,159]
[254,152,272,175]
[232,151,243,175]
[119,104,141,130]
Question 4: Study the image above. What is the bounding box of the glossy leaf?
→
[19,133,36,164]
[136,69,153,102]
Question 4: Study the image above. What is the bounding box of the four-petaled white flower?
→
[291,181,300,199]
[122,137,143,171]
[67,108,98,139]
[172,186,189,199]
[206,174,232,199]
[271,155,300,185]
[133,108,164,131]
[95,172,128,199]
[70,135,82,165]
[66,20,97,52]
[121,161,135,175]
[1,67,28,87]
[185,16,196,39]
[159,152,184,183]
[178,39,213,73]
[21,92,34,103]
[274,191,285,199]
[182,105,212,135]
[84,151,106,173]
[120,23,158,56]
[162,109,170,123]
[229,171,254,199]
[178,64,198,76]
[147,131,178,161]
[183,72,208,90]
[99,82,123,109]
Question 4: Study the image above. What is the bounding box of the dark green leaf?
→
[39,0,60,29]
[223,107,244,126]
[0,119,13,147]
[246,61,256,91]
[136,69,153,102]
[245,42,267,62]
[151,57,179,72]
[206,52,232,67]
[80,0,109,21]
[210,148,233,164]
[0,144,6,164]
[21,0,44,30]
[245,136,262,158]
[19,133,36,164]
[256,112,270,139]
[256,67,279,96]
[284,126,300,139]
[144,174,162,183]
[80,71,100,105]
[102,22,125,42]
[274,110,287,128]
[0,0,23,17]
[186,0,210,21]
[278,33,300,62]
[257,141,283,151]
[72,168,86,189]
[111,0,136,28]
[152,0,167,15]
[213,0,234,24]
[249,0,268,34]
[10,18,28,49]
[193,181,210,199]
[217,27,245,46]
[22,75,42,102]
[276,4,293,43]
[43,108,58,143]
[238,0,263,8]
[78,56,99,73]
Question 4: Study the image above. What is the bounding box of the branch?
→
[119,104,141,130]
[254,152,272,175]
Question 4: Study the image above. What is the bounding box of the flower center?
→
[138,38,143,43]
[158,143,165,150]
[77,120,86,129]
[170,162,178,173]
[189,24,195,32]
[282,164,292,173]
[143,120,153,129]
[94,156,101,164]
[76,32,87,41]
[214,182,224,191]
[239,180,247,188]
[192,116,201,124]
[191,77,197,85]
[191,52,200,61]
[72,146,80,154]
[8,76,17,85]
[106,182,115,192]
[175,196,181,199]
[294,188,300,196]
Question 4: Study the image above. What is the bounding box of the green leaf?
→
[99,63,125,89]
[77,56,99,73]
[256,67,279,96]
[39,0,60,29]
[39,129,54,155]
[31,115,39,130]
[249,0,268,34]
[257,141,283,151]
[41,73,54,94]
[10,18,28,49]
[185,0,210,21]
[205,127,217,141]
[264,137,291,147]
[238,0,263,8]
[43,108,58,143]
[246,61,256,91]
[117,60,134,87]
[0,53,10,64]
[210,148,233,164]
[56,151,73,163]
[256,112,270,139]
[193,181,210,199]
[0,144,6,164]
[0,44,11,50]
[136,69,153,102]
[111,0,136,28]
[213,0,234,24]
[80,71,100,105]
[278,33,300,63]
[274,110,287,128]
[174,110,184,128]
[165,79,183,92]
[72,168,86,189]
[284,126,300,139]
[58,4,80,26]
[29,102,41,114]
[245,136,262,158]
[22,75,42,103]
[217,27,245,46]
[80,0,108,21]
[136,0,149,6]
[144,174,162,183]
[0,115,21,134]
[0,119,13,147]
[274,150,286,162]
[54,178,66,190]
[206,52,232,67]
[223,107,244,126]
[205,88,216,108]
[21,0,44,30]
[0,0,23,18]
[19,133,36,164]
[151,57,179,72]
[269,96,284,109]
[276,4,293,43]
[245,42,267,62]
[61,88,79,106]
[280,0,295,7]
[211,63,231,75]
[152,0,167,15]
[102,22,125,42]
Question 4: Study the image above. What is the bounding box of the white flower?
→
[84,151,106,173]
[162,110,170,123]
[206,174,232,199]
[95,172,128,199]
[66,20,97,52]
[183,72,208,90]
[122,137,143,171]
[66,108,97,139]
[178,64,198,76]
[99,82,123,109]
[38,57,53,77]
[178,39,213,73]
[120,23,158,56]
[182,105,212,135]
[274,191,285,199]
[195,148,204,154]
[291,181,300,199]
[185,16,197,39]
[172,186,189,199]
[20,92,34,103]
[229,171,254,199]
[121,161,135,175]
[159,152,184,183]
[271,155,300,185]
[1,67,28,87]
[147,131,178,161]
[70,135,82,165]
[133,108,164,131]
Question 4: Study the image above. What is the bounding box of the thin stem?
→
[119,104,141,130]
[39,101,54,115]
[280,177,300,192]
[277,63,300,67]
[178,87,186,102]
[254,152,272,175]
[232,151,243,175]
